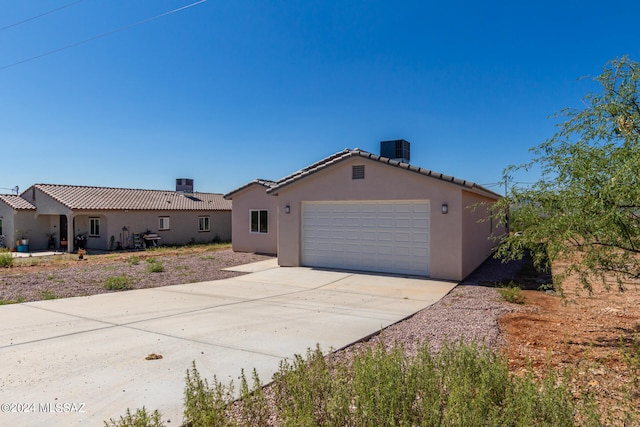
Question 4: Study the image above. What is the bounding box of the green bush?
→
[177,341,596,427]
[146,261,164,273]
[41,289,57,300]
[498,282,526,304]
[103,407,164,427]
[183,361,235,427]
[0,296,25,305]
[103,275,134,291]
[0,250,13,268]
[127,256,140,266]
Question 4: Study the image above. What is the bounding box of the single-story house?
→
[0,180,231,252]
[0,194,37,250]
[225,141,504,281]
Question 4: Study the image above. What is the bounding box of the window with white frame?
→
[250,210,268,233]
[89,217,100,236]
[159,216,170,230]
[199,216,210,232]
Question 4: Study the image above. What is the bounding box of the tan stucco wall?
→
[0,204,36,250]
[71,210,231,250]
[22,188,74,250]
[460,191,504,279]
[274,156,472,281]
[0,203,16,248]
[227,184,278,254]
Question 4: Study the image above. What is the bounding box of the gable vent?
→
[352,165,365,179]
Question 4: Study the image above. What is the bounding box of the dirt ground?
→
[499,259,640,422]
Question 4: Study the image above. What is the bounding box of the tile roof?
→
[223,178,278,199]
[266,149,502,198]
[0,194,36,210]
[26,184,231,211]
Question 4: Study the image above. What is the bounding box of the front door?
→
[59,215,68,249]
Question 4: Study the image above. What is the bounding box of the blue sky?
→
[1,0,639,196]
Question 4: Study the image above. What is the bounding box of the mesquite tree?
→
[494,56,640,292]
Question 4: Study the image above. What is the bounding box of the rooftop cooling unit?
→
[380,139,410,163]
[176,178,194,193]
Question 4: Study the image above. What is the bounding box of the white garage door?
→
[301,201,430,276]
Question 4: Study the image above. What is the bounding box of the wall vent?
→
[176,178,194,193]
[352,165,365,179]
[380,139,410,163]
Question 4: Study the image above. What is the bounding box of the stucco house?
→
[0,194,37,249]
[225,141,504,281]
[0,180,231,252]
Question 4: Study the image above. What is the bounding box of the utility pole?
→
[0,186,19,194]
[504,175,511,196]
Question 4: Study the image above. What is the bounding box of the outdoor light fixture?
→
[441,203,448,214]
[285,205,291,214]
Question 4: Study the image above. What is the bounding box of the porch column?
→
[67,215,74,253]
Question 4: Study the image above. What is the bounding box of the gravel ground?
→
[331,256,526,361]
[0,249,272,303]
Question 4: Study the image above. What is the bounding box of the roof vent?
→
[380,139,410,163]
[176,178,194,193]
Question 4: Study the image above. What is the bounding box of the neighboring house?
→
[0,194,37,249]
[0,180,231,252]
[225,141,504,281]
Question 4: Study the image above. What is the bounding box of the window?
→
[159,216,170,230]
[352,165,365,179]
[199,216,210,232]
[250,210,268,233]
[89,217,100,236]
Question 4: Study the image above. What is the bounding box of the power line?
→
[0,0,84,33]
[0,0,207,72]
[0,186,19,195]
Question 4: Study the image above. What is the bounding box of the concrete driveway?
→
[0,260,456,426]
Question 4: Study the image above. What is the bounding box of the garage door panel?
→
[395,232,412,242]
[413,248,429,257]
[412,233,429,244]
[302,201,430,276]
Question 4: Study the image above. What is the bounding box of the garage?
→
[301,200,430,276]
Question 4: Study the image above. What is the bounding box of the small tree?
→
[494,56,640,292]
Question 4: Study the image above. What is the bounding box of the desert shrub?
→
[0,296,25,305]
[103,275,134,290]
[146,261,164,273]
[183,361,235,427]
[0,250,13,268]
[272,345,339,425]
[497,282,526,304]
[113,341,607,426]
[127,256,140,266]
[237,368,269,427]
[41,289,57,300]
[191,341,585,425]
[103,407,164,427]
